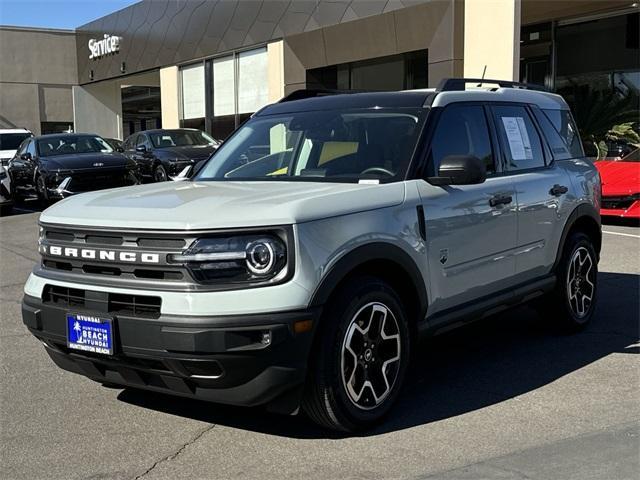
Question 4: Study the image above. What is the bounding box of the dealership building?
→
[0,0,638,140]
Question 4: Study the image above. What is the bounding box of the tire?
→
[538,232,598,331]
[35,174,50,207]
[302,276,410,432]
[153,164,168,182]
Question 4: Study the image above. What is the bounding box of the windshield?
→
[149,130,218,148]
[37,135,114,156]
[195,108,425,182]
[0,133,31,150]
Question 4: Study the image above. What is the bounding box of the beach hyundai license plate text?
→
[66,313,114,355]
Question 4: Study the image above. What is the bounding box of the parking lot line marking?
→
[602,230,640,239]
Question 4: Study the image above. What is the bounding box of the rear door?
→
[416,103,518,315]
[489,104,573,282]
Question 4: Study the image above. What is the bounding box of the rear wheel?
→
[538,232,598,331]
[302,276,410,432]
[153,164,168,182]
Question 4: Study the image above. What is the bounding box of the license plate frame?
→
[66,313,115,356]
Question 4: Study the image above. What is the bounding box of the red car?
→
[595,149,640,218]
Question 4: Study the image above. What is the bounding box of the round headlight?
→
[246,239,276,275]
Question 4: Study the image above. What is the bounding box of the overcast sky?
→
[0,0,139,30]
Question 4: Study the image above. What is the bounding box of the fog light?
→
[261,331,271,346]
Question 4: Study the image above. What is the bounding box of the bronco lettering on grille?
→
[46,245,160,263]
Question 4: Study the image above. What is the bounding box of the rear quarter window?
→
[532,107,572,161]
[541,109,584,158]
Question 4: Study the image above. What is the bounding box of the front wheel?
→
[538,232,598,331]
[35,175,50,207]
[153,164,168,182]
[302,276,410,432]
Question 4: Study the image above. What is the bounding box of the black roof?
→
[257,91,430,116]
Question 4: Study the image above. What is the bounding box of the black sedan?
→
[122,129,219,182]
[9,133,140,205]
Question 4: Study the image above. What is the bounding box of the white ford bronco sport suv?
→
[23,79,601,431]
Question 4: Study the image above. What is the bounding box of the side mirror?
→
[116,146,124,153]
[135,145,147,153]
[20,152,32,161]
[427,155,486,186]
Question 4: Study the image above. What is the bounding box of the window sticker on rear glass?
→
[501,117,533,160]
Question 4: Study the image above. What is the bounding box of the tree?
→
[560,84,639,159]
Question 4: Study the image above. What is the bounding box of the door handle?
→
[489,194,513,207]
[550,184,568,196]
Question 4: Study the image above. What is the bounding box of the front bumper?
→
[22,293,319,412]
[600,199,640,219]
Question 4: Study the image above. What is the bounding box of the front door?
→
[416,103,518,316]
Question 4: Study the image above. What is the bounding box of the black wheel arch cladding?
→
[308,242,428,324]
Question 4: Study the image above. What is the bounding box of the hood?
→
[40,180,405,230]
[0,149,17,160]
[595,161,640,196]
[156,145,216,161]
[43,152,131,171]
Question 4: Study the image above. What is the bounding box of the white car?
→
[0,128,32,215]
[22,80,601,431]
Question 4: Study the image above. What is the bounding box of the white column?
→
[463,0,521,81]
[267,40,285,103]
[160,66,180,129]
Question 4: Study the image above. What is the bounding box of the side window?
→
[542,109,584,158]
[492,105,545,171]
[430,104,495,175]
[531,107,571,161]
[15,139,29,157]
[26,140,37,157]
[136,134,148,149]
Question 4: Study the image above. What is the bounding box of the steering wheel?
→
[360,166,394,177]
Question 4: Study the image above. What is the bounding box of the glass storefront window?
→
[306,50,428,91]
[237,47,268,114]
[180,63,205,120]
[213,56,235,117]
[209,47,269,141]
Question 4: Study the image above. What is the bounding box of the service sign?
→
[88,34,121,60]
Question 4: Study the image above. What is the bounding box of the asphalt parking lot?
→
[1,211,638,480]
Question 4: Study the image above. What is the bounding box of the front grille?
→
[43,285,161,318]
[68,170,134,193]
[602,196,636,210]
[40,226,195,288]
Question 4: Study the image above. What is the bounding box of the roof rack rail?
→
[437,78,548,92]
[278,89,360,103]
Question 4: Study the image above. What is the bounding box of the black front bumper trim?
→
[23,294,320,410]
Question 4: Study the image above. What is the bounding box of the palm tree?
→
[559,84,639,159]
